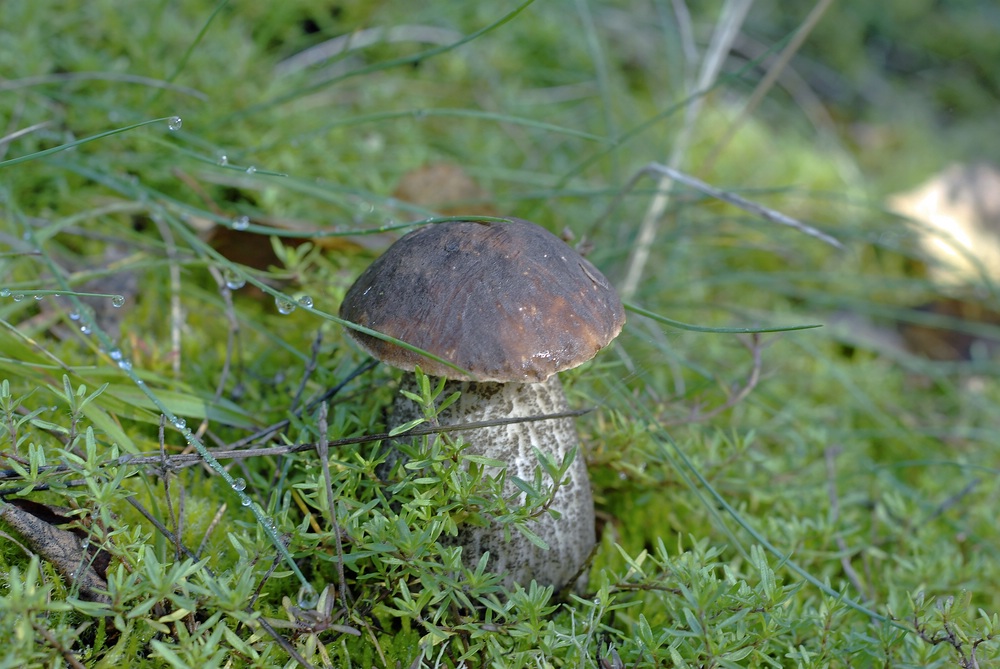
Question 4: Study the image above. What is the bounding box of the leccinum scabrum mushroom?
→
[339,218,625,590]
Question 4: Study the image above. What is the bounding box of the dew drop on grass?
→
[69,311,80,321]
[80,325,92,335]
[275,297,296,315]
[112,295,126,308]
[217,153,229,166]
[109,348,123,361]
[245,165,257,175]
[12,293,24,302]
[0,289,9,297]
[297,295,313,308]
[33,294,43,301]
[232,478,246,492]
[172,417,186,430]
[297,584,319,609]
[232,215,250,231]
[241,497,252,507]
[167,116,183,131]
[118,360,132,371]
[223,268,246,290]
[80,537,90,550]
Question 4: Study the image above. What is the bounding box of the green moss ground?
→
[2,1,999,666]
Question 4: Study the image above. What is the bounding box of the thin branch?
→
[125,495,208,574]
[823,445,872,602]
[226,359,378,450]
[256,616,318,669]
[29,620,87,669]
[291,331,324,413]
[663,333,763,425]
[0,407,594,483]
[317,400,352,610]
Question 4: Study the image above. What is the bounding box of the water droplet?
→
[275,297,296,315]
[217,153,229,166]
[232,478,246,492]
[109,348,123,361]
[33,294,43,301]
[0,289,9,297]
[232,216,250,231]
[297,584,319,609]
[118,360,133,371]
[223,268,246,290]
[297,295,313,308]
[12,293,24,302]
[172,417,186,430]
[135,378,144,385]
[80,325,92,335]
[167,116,183,131]
[80,537,90,549]
[245,166,257,175]
[112,295,126,308]
[241,497,252,507]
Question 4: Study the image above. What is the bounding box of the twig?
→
[317,401,352,610]
[925,478,980,525]
[823,445,871,602]
[226,359,378,450]
[0,406,595,482]
[125,496,205,567]
[256,616,317,669]
[291,330,324,413]
[29,620,87,669]
[663,333,763,425]
[158,415,184,562]
[649,163,842,248]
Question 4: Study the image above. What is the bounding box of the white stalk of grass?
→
[620,0,755,302]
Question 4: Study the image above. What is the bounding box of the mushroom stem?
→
[390,374,596,591]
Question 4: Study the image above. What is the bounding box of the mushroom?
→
[339,218,625,590]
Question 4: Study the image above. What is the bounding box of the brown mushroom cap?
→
[339,218,625,382]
